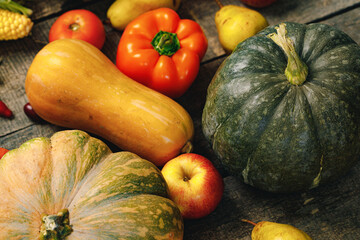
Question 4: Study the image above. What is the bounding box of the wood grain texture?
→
[1,0,360,239]
[321,7,360,44]
[179,0,360,58]
[184,160,360,239]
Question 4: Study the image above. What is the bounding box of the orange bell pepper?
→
[116,8,208,98]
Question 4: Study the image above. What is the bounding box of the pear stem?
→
[242,219,258,226]
[214,0,223,8]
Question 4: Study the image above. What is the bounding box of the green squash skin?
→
[202,22,360,192]
[0,130,183,239]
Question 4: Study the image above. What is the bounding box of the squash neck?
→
[39,209,73,240]
[268,23,308,86]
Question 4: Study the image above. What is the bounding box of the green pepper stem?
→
[268,23,308,85]
[39,209,73,240]
[0,0,33,16]
[151,31,180,56]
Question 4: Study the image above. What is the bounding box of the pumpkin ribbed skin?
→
[202,22,360,192]
[0,130,183,239]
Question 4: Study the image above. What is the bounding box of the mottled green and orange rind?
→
[0,130,183,239]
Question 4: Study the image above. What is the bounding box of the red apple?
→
[161,153,224,219]
[240,0,277,8]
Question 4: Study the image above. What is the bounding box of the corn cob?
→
[0,8,33,40]
[0,0,33,40]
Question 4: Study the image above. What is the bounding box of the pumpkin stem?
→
[268,23,308,85]
[39,209,73,240]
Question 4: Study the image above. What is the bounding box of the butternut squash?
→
[25,39,194,166]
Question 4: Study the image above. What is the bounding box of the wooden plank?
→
[321,7,360,44]
[180,0,360,58]
[177,58,227,174]
[0,38,40,136]
[261,0,360,25]
[26,0,111,20]
[0,124,62,149]
[184,159,360,239]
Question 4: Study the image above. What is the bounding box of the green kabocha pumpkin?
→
[202,22,360,193]
[0,130,183,239]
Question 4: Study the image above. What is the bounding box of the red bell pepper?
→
[116,8,208,98]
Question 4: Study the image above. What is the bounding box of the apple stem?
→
[241,219,257,226]
[183,176,190,182]
[69,23,80,31]
[214,0,223,9]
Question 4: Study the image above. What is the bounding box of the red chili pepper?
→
[0,100,13,118]
[0,148,9,159]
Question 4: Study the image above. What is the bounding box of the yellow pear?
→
[214,4,268,53]
[107,0,181,31]
[243,220,312,240]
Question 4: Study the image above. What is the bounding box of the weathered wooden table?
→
[1,0,360,239]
